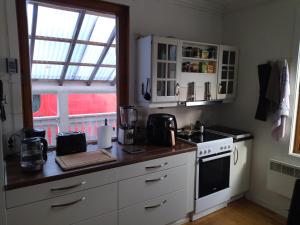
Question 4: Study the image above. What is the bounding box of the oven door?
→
[196,152,231,199]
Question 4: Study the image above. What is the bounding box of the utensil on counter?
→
[144,78,151,101]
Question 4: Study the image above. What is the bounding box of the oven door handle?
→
[201,152,231,162]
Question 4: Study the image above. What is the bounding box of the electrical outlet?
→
[6,58,18,74]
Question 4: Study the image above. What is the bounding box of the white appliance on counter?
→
[177,131,233,220]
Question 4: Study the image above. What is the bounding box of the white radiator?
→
[267,159,299,199]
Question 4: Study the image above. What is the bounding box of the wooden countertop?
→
[4,140,196,190]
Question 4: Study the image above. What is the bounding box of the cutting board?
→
[56,149,116,171]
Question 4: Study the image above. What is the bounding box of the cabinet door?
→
[72,211,117,225]
[230,140,252,198]
[217,45,239,100]
[152,37,180,102]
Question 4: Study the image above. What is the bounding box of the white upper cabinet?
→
[179,41,219,102]
[217,45,239,100]
[137,36,180,107]
[137,36,239,107]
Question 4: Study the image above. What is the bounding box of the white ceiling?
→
[170,0,273,13]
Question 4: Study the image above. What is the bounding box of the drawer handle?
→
[51,197,86,208]
[145,162,168,170]
[145,200,167,210]
[50,181,86,191]
[145,174,167,183]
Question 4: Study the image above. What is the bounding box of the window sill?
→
[288,152,300,159]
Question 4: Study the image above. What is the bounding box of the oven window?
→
[198,155,230,198]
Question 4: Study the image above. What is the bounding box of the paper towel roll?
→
[97,125,113,148]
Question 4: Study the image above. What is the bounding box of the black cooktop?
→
[177,131,226,143]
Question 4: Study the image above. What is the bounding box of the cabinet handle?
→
[236,148,239,164]
[145,162,168,170]
[176,83,180,96]
[234,147,239,165]
[145,200,167,210]
[50,181,86,191]
[51,197,86,208]
[145,174,167,183]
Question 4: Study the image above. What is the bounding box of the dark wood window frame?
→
[294,93,300,154]
[16,0,129,128]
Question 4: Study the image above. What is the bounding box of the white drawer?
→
[72,211,117,225]
[119,165,186,208]
[7,183,117,225]
[119,189,187,225]
[6,168,116,208]
[117,153,188,180]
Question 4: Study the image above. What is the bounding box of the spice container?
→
[202,50,209,59]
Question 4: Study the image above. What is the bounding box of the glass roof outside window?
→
[27,2,117,84]
[94,67,115,81]
[89,17,116,43]
[36,6,78,39]
[102,47,116,65]
[31,64,63,79]
[33,40,69,61]
[27,4,33,35]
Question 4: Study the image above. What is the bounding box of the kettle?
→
[20,137,48,171]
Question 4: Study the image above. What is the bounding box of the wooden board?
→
[56,149,116,171]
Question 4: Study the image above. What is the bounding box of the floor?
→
[185,199,287,225]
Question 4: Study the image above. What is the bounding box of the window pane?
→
[27,4,33,35]
[68,93,117,139]
[89,16,116,43]
[36,6,78,38]
[82,45,104,64]
[33,40,69,61]
[102,47,116,65]
[77,14,98,41]
[65,66,79,80]
[94,67,115,81]
[70,44,86,63]
[31,64,63,79]
[33,94,58,146]
[33,94,58,117]
[74,66,94,80]
[66,66,96,80]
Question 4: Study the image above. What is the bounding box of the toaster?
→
[146,113,177,146]
[56,132,87,156]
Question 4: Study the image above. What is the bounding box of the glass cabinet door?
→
[154,39,179,102]
[218,46,238,99]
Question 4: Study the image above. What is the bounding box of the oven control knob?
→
[204,150,207,154]
[228,145,230,149]
[208,149,211,153]
[224,146,227,149]
[199,151,202,155]
[220,146,223,150]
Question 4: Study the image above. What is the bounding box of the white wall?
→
[219,0,300,217]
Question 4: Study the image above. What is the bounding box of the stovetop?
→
[177,131,226,144]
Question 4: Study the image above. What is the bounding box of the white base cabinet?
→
[6,152,196,225]
[119,189,187,225]
[230,140,252,198]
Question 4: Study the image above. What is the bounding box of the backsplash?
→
[137,105,219,129]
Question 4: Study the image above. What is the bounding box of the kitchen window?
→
[16,0,129,145]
